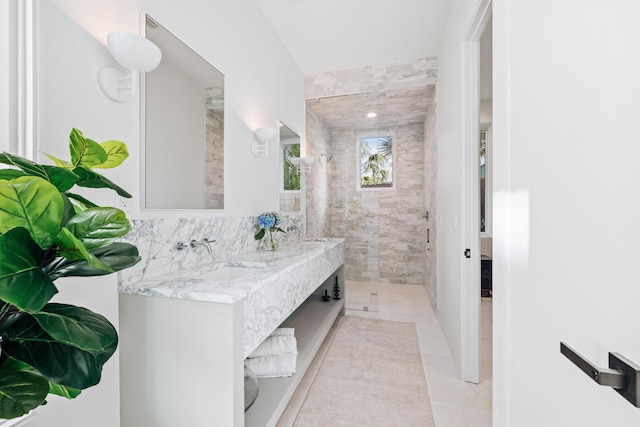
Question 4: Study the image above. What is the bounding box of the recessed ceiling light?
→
[366,112,377,118]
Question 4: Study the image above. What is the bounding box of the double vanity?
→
[118,238,345,427]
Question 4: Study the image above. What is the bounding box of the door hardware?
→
[464,248,471,258]
[560,342,640,407]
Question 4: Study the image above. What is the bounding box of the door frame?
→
[11,0,37,159]
[461,0,492,384]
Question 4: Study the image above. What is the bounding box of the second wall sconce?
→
[289,157,301,169]
[98,31,162,103]
[251,127,277,156]
[300,156,316,173]
[288,156,315,173]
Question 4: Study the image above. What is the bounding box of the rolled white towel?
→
[245,353,297,378]
[249,335,297,358]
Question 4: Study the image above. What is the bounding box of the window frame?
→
[356,131,396,191]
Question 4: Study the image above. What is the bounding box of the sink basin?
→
[197,266,256,281]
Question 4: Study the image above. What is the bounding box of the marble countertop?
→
[118,238,345,305]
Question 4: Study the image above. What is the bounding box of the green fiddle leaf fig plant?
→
[0,128,140,419]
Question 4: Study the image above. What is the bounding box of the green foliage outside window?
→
[283,144,300,191]
[360,136,393,187]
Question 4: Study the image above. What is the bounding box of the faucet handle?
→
[175,242,188,251]
[190,238,214,254]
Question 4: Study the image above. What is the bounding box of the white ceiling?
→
[255,0,450,132]
[255,0,451,75]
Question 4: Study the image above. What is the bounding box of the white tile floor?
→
[277,281,493,427]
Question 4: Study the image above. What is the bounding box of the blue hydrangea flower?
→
[258,212,277,229]
[254,211,284,250]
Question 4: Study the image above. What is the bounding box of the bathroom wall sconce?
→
[289,157,301,169]
[98,31,162,103]
[287,156,314,173]
[251,127,277,156]
[300,156,316,173]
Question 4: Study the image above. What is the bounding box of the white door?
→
[493,0,640,425]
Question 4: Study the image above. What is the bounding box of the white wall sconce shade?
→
[98,31,162,103]
[251,127,277,156]
[289,157,301,169]
[301,156,316,173]
[287,156,314,173]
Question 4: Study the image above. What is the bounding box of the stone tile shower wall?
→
[423,94,438,309]
[205,89,224,209]
[279,191,300,212]
[328,125,428,284]
[305,57,437,99]
[306,107,332,237]
[305,57,437,287]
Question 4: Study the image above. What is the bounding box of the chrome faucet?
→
[190,237,215,254]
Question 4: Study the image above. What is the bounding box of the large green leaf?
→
[0,152,78,192]
[64,207,131,250]
[72,166,132,198]
[94,140,129,169]
[64,192,98,210]
[44,153,73,169]
[42,165,79,192]
[60,194,76,227]
[42,242,140,280]
[0,369,48,419]
[54,228,112,273]
[2,311,117,389]
[0,176,63,249]
[0,170,26,181]
[1,351,81,401]
[0,228,58,312]
[32,303,117,353]
[49,382,81,399]
[0,153,48,179]
[69,128,107,168]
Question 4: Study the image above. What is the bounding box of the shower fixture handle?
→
[560,342,640,407]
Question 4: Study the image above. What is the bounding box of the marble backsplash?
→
[119,214,304,286]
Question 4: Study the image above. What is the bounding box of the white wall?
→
[492,0,640,425]
[16,0,304,425]
[34,0,304,219]
[435,0,483,374]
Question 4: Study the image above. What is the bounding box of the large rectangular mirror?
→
[143,15,224,209]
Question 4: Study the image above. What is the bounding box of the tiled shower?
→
[304,57,438,304]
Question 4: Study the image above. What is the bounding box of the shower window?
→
[357,132,395,190]
[282,142,300,191]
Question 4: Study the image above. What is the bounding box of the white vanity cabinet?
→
[118,240,344,427]
[245,266,344,427]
